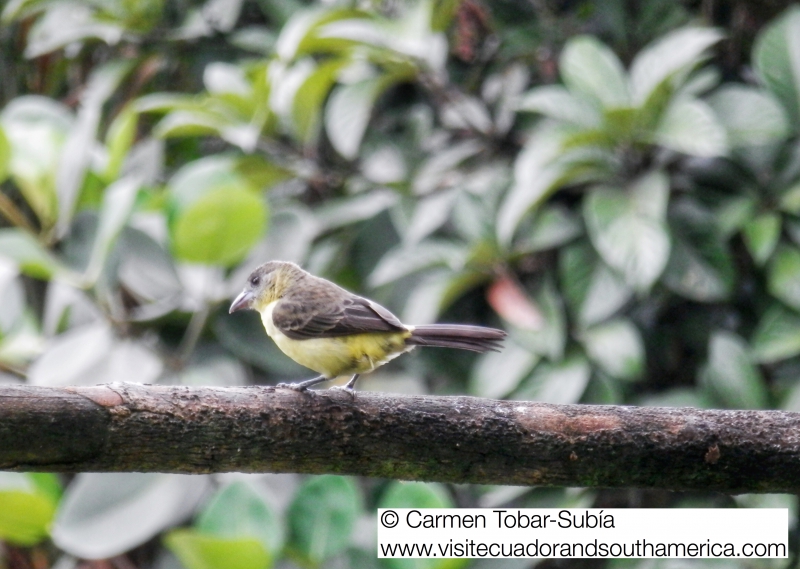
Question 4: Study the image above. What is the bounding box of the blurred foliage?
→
[0,0,799,567]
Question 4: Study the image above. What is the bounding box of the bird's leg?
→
[344,374,360,390]
[276,375,329,391]
[328,374,360,398]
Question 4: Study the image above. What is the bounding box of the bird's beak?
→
[229,290,254,314]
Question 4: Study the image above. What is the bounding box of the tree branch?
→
[1,384,798,493]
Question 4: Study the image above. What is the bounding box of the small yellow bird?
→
[229,261,506,390]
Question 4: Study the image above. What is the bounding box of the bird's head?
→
[229,261,305,313]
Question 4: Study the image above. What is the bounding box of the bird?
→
[229,261,506,391]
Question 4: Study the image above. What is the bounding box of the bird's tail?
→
[406,324,506,353]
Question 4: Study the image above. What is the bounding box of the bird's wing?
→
[272,288,407,340]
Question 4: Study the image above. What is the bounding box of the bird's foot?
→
[325,374,359,398]
[276,382,309,392]
[276,375,329,392]
[344,374,360,390]
[327,385,357,398]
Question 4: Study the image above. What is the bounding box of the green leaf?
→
[315,18,387,52]
[707,86,790,148]
[584,171,671,291]
[412,140,483,195]
[196,481,283,554]
[0,472,59,546]
[404,189,459,245]
[497,130,561,244]
[325,73,407,160]
[168,156,268,267]
[582,372,623,405]
[784,380,800,411]
[52,473,209,559]
[753,6,800,127]
[1,0,36,22]
[470,339,538,399]
[369,240,467,287]
[0,126,9,183]
[136,93,206,113]
[516,205,583,253]
[559,35,629,108]
[742,213,781,266]
[235,156,292,190]
[485,68,530,135]
[581,318,644,381]
[169,155,246,209]
[516,85,601,127]
[292,58,348,143]
[654,97,727,157]
[379,481,452,509]
[513,352,591,404]
[165,529,271,569]
[498,124,591,245]
[509,277,566,361]
[400,268,488,325]
[0,491,55,545]
[22,4,124,58]
[629,27,722,105]
[27,322,110,386]
[173,187,267,266]
[603,106,640,142]
[313,188,398,231]
[155,109,260,152]
[751,304,800,363]
[1,96,73,228]
[431,0,460,32]
[441,94,493,133]
[361,144,407,184]
[0,307,43,366]
[56,60,135,236]
[0,228,68,281]
[103,105,139,182]
[451,186,496,241]
[275,8,367,60]
[115,227,183,320]
[0,268,24,335]
[204,62,251,96]
[699,331,768,409]
[767,245,800,311]
[714,195,757,238]
[28,473,62,504]
[153,110,225,138]
[84,177,141,283]
[319,3,445,71]
[678,67,721,98]
[559,241,632,327]
[662,233,735,302]
[579,264,633,327]
[288,475,361,566]
[779,182,800,215]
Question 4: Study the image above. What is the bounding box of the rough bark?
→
[0,383,798,493]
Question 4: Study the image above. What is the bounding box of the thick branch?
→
[0,384,798,493]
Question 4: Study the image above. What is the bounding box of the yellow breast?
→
[259,301,412,378]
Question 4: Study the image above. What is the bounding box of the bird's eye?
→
[250,275,260,287]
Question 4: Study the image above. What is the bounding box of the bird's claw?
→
[327,385,357,398]
[276,382,309,392]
